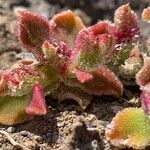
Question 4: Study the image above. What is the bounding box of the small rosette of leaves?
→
[106,108,150,149]
[119,47,142,83]
[61,21,123,98]
[73,22,115,71]
[0,60,59,125]
[113,4,140,43]
[105,4,142,81]
[17,10,85,63]
[142,7,150,22]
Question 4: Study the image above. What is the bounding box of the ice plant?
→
[136,57,150,115]
[0,9,126,125]
[106,6,150,150]
[0,4,150,149]
[135,7,150,116]
[113,3,140,43]
[106,108,150,149]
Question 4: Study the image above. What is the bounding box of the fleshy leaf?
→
[114,4,140,43]
[50,10,85,48]
[26,82,46,115]
[73,22,115,71]
[136,57,150,87]
[75,69,93,83]
[17,11,50,62]
[42,40,57,60]
[66,66,123,98]
[106,108,150,149]
[0,74,8,94]
[141,88,150,115]
[142,7,150,22]
[136,57,150,115]
[119,47,142,80]
[80,66,123,97]
[0,61,59,96]
[0,96,32,125]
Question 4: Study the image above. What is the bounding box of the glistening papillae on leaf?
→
[0,6,149,146]
[50,10,85,48]
[142,7,150,22]
[75,67,123,98]
[136,57,150,115]
[114,4,140,43]
[106,108,150,149]
[73,22,115,71]
[0,96,32,125]
[119,47,142,81]
[17,11,50,62]
[26,82,47,115]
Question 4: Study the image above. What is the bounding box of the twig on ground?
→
[0,130,30,150]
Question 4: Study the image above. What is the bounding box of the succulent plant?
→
[0,3,150,149]
[136,57,150,115]
[0,7,124,125]
[106,6,150,150]
[106,108,150,149]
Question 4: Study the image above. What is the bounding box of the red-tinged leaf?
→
[26,82,47,115]
[42,40,72,76]
[42,40,57,59]
[81,66,123,97]
[0,75,8,95]
[141,89,150,115]
[2,62,39,92]
[50,10,85,48]
[136,57,150,115]
[106,108,150,149]
[75,69,93,83]
[142,7,150,22]
[136,57,150,87]
[68,66,123,98]
[17,11,50,62]
[114,4,140,43]
[73,22,115,71]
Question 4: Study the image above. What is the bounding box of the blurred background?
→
[0,0,149,68]
[1,0,150,24]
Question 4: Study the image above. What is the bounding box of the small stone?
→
[20,130,28,136]
[23,140,34,148]
[52,133,59,142]
[46,132,51,138]
[7,127,15,133]
[111,106,123,114]
[41,134,46,140]
[57,122,65,127]
[88,114,95,121]
[34,135,43,142]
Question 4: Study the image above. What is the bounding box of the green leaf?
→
[0,96,32,125]
[106,108,150,149]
